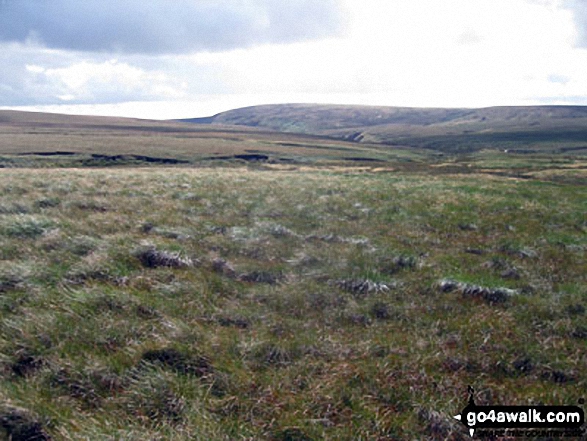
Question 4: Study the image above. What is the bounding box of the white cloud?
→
[180,0,587,109]
[456,29,484,45]
[3,0,587,118]
[25,65,46,74]
[562,0,587,46]
[23,59,186,103]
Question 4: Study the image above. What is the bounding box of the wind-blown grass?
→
[0,165,584,439]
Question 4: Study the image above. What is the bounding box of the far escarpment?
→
[180,104,587,154]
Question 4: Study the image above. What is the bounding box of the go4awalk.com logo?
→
[454,387,585,438]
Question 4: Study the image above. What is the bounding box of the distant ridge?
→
[0,108,400,163]
[179,104,587,154]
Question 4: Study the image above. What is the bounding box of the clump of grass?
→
[0,406,52,441]
[332,278,392,296]
[338,310,372,327]
[69,199,110,212]
[238,270,282,285]
[482,256,522,280]
[215,314,250,329]
[564,303,585,316]
[134,245,193,269]
[511,356,535,376]
[261,222,298,238]
[571,326,587,339]
[417,408,466,440]
[65,252,114,284]
[369,301,395,320]
[462,284,516,304]
[67,235,100,256]
[305,233,370,246]
[540,368,576,384]
[140,348,213,378]
[49,367,107,408]
[438,278,517,304]
[139,222,191,241]
[211,257,236,278]
[306,290,348,312]
[10,348,45,378]
[0,273,23,293]
[1,215,53,238]
[498,242,538,259]
[270,427,314,441]
[246,341,300,369]
[384,254,419,274]
[125,373,187,426]
[442,356,478,374]
[389,255,418,271]
[0,202,29,214]
[34,197,61,209]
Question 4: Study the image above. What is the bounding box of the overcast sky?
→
[2,0,587,119]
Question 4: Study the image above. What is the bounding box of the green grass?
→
[0,164,584,439]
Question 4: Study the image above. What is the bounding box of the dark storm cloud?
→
[0,0,344,54]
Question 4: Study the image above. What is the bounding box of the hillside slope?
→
[0,110,416,166]
[182,104,587,154]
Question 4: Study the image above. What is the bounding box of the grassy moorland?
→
[0,110,585,440]
[0,110,423,167]
[187,104,587,155]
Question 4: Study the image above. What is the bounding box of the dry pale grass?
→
[0,111,399,165]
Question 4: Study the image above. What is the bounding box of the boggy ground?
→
[0,165,585,440]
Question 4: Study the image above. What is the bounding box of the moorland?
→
[0,105,585,440]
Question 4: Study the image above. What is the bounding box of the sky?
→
[2,0,587,119]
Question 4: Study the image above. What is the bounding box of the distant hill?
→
[180,104,587,154]
[1,109,411,165]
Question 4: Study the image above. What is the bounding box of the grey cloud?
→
[0,0,344,54]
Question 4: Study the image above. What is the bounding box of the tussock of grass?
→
[1,215,54,238]
[49,366,116,409]
[438,278,518,304]
[0,407,51,441]
[34,197,61,209]
[417,407,466,440]
[10,349,44,378]
[0,272,24,293]
[66,235,100,256]
[0,202,29,215]
[215,314,250,329]
[304,233,370,246]
[332,278,392,296]
[245,341,301,369]
[238,270,282,285]
[124,372,187,426]
[211,257,236,278]
[134,245,193,269]
[140,348,213,378]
